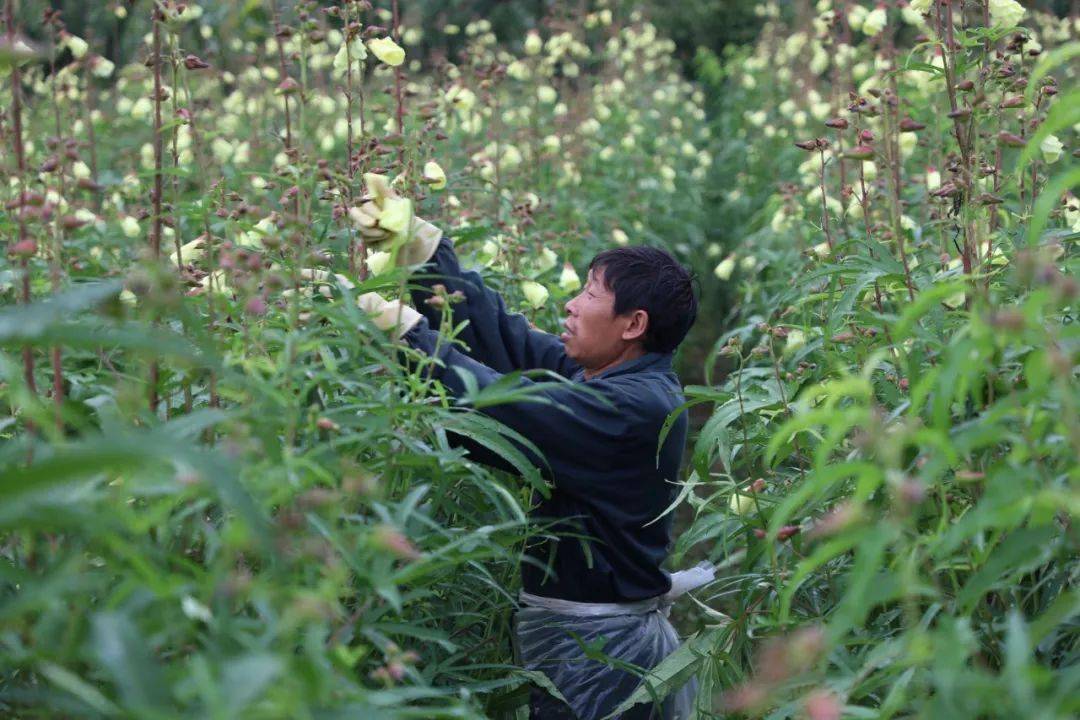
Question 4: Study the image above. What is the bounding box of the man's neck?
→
[583,345,647,380]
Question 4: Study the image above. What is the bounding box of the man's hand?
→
[351,173,442,268]
[357,291,423,342]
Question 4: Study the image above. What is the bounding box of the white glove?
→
[349,173,441,268]
[356,291,423,342]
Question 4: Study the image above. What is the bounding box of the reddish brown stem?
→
[273,7,300,221]
[343,6,359,276]
[48,23,66,428]
[6,0,37,400]
[150,6,164,412]
[818,147,835,254]
[392,0,404,166]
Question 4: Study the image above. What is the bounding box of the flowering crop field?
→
[0,0,1077,718]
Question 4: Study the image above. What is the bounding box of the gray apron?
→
[512,562,715,719]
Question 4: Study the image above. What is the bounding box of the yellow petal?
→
[366,37,405,67]
[366,250,394,275]
[379,197,413,235]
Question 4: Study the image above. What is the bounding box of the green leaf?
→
[0,281,122,343]
[91,612,170,714]
[440,411,550,497]
[1024,42,1080,104]
[956,526,1059,613]
[893,280,968,341]
[1027,167,1080,249]
[600,628,723,719]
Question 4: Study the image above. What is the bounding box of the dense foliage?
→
[1,0,1076,718]
[1,1,714,717]
[677,1,1078,717]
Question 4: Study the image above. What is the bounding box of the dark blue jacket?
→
[402,237,689,603]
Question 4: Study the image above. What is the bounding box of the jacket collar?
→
[574,351,674,381]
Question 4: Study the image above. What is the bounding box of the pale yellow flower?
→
[989,0,1025,28]
[524,31,542,56]
[559,263,581,292]
[729,493,755,515]
[862,7,887,36]
[333,38,366,78]
[366,250,393,275]
[91,57,115,78]
[422,160,447,189]
[1040,135,1064,163]
[926,168,941,192]
[367,37,405,67]
[521,280,549,309]
[65,34,89,59]
[714,255,736,280]
[785,328,807,353]
[535,247,558,274]
[121,216,140,239]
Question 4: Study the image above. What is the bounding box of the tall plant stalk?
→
[47,18,67,429]
[149,3,165,412]
[6,0,37,401]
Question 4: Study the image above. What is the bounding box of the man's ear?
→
[622,309,648,342]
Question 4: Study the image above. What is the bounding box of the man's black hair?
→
[588,245,699,354]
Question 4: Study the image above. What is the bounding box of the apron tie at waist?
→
[518,560,717,618]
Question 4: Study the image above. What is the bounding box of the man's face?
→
[560,267,645,367]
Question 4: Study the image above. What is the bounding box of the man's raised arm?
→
[354,172,578,378]
[408,237,579,377]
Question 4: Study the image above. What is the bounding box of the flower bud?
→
[9,239,37,258]
[371,524,421,560]
[777,525,801,541]
[805,690,841,720]
[183,54,210,70]
[276,77,300,96]
[997,131,1025,147]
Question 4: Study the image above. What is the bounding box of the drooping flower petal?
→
[367,37,405,67]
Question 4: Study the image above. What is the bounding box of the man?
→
[355,175,701,719]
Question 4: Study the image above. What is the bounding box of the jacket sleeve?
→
[407,236,580,378]
[402,317,630,493]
